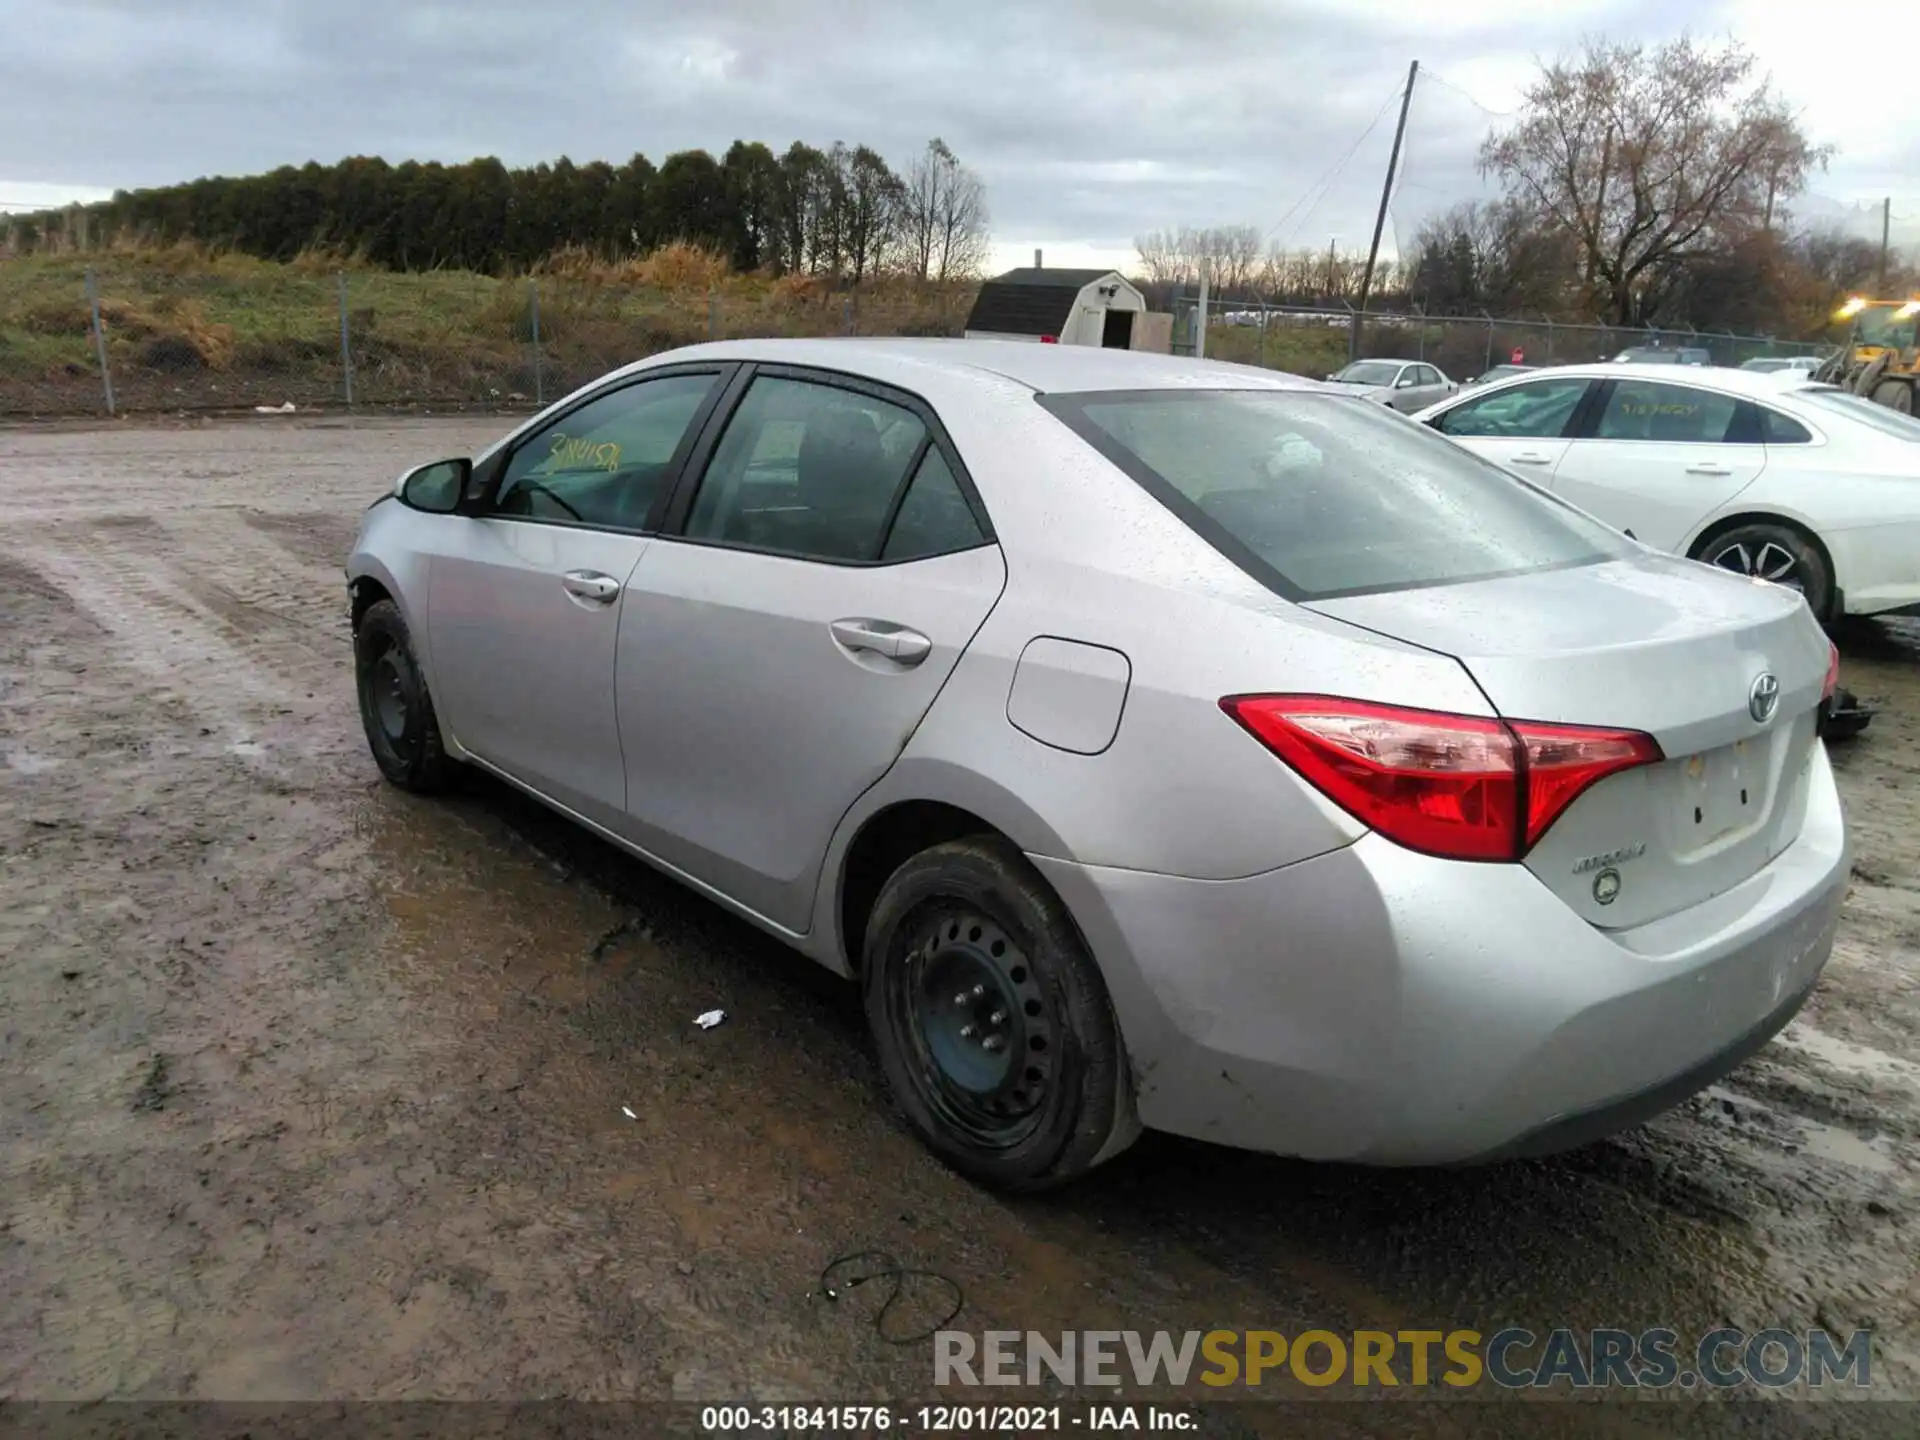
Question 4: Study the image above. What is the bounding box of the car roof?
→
[615,336,1330,397]
[1464,362,1810,398]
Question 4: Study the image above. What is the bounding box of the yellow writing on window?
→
[547,432,622,472]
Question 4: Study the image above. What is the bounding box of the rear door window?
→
[1593,380,1738,443]
[1040,389,1628,601]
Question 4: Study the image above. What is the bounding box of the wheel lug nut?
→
[953,992,969,1007]
[960,1024,976,1038]
[971,983,986,999]
[989,1009,1006,1025]
[982,1036,1005,1053]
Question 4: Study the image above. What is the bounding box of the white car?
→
[1412,364,1920,622]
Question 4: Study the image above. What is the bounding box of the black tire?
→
[354,598,458,792]
[862,837,1136,1190]
[1694,522,1834,623]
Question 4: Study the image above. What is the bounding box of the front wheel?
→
[1695,523,1834,623]
[862,838,1136,1190]
[354,598,458,792]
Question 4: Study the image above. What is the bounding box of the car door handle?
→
[1686,464,1733,476]
[561,569,621,603]
[830,618,932,666]
[1510,451,1553,465]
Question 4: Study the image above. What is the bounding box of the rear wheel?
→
[1694,522,1834,623]
[1870,379,1914,414]
[354,598,458,792]
[862,837,1135,1189]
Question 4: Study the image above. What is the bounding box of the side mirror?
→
[1396,375,1417,388]
[398,458,470,514]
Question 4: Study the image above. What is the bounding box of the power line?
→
[1263,81,1404,248]
[1418,69,1515,119]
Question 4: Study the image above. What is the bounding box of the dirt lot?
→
[2,418,1917,1423]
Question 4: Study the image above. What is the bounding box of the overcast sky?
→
[3,0,1914,271]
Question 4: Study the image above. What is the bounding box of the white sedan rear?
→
[1413,364,1920,622]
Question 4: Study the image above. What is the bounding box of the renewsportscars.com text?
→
[935,1327,1873,1390]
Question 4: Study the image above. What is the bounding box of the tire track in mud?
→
[13,512,358,791]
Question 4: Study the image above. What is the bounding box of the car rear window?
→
[1039,389,1629,601]
[1796,386,1920,441]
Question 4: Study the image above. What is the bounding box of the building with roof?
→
[963,265,1152,348]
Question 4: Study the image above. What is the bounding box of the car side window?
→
[1433,377,1590,438]
[683,376,928,562]
[1760,408,1813,444]
[1413,365,1440,387]
[881,448,986,561]
[493,373,717,529]
[1594,381,1737,443]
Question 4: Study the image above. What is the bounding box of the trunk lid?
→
[1307,553,1831,928]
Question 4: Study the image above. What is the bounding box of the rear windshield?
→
[1039,389,1629,601]
[1796,386,1920,441]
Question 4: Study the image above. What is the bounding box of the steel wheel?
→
[371,647,410,741]
[353,598,457,792]
[892,907,1056,1149]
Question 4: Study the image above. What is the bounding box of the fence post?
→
[843,294,854,336]
[1195,260,1210,359]
[1545,316,1555,362]
[1415,305,1426,362]
[84,268,115,416]
[337,272,354,412]
[1482,311,1494,375]
[1258,304,1267,368]
[708,289,718,340]
[529,278,544,407]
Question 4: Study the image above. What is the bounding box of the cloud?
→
[0,0,1903,256]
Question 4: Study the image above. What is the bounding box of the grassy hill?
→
[0,243,976,416]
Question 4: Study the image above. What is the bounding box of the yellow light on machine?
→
[1837,296,1869,319]
[1896,301,1920,321]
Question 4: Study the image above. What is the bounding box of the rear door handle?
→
[1510,451,1552,465]
[562,569,621,604]
[1686,464,1733,476]
[830,618,932,666]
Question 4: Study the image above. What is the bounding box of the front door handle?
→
[562,569,621,604]
[1509,451,1553,466]
[1686,464,1733,476]
[830,618,932,666]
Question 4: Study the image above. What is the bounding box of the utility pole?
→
[1353,59,1419,360]
[1879,197,1892,292]
[1326,236,1337,298]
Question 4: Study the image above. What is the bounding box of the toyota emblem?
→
[1748,672,1781,724]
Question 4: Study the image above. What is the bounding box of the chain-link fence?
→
[1169,296,1834,381]
[0,261,969,418]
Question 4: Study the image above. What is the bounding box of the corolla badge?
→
[1748,672,1781,725]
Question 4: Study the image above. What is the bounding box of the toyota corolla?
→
[346,339,1849,1189]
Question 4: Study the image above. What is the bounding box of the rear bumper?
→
[1826,522,1920,617]
[1033,745,1849,1165]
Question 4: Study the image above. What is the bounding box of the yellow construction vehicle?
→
[1814,296,1920,412]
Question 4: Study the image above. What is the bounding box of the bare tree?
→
[1481,35,1827,325]
[838,145,903,282]
[901,138,990,281]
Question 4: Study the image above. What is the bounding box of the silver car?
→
[1323,357,1457,411]
[348,339,1848,1189]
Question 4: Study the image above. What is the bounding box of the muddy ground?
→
[2,417,1917,1428]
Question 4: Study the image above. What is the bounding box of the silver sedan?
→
[347,339,1848,1188]
[1323,357,1458,411]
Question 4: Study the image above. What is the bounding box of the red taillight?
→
[1220,695,1662,863]
[1822,642,1840,703]
[1040,334,1059,344]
